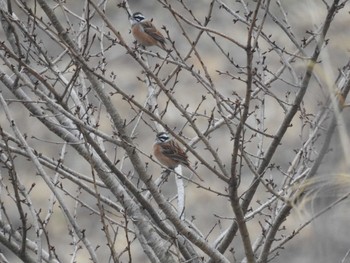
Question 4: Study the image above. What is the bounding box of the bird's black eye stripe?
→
[159,136,168,142]
[157,133,169,142]
[133,14,145,22]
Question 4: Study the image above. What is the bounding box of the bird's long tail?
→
[186,165,204,182]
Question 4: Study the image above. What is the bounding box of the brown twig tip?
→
[117,2,126,8]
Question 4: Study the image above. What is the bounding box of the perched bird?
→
[129,12,168,50]
[153,132,203,181]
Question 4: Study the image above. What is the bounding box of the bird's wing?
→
[161,141,189,166]
[142,20,166,44]
[161,141,203,181]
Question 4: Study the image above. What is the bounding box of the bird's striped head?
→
[130,12,145,24]
[155,132,170,143]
